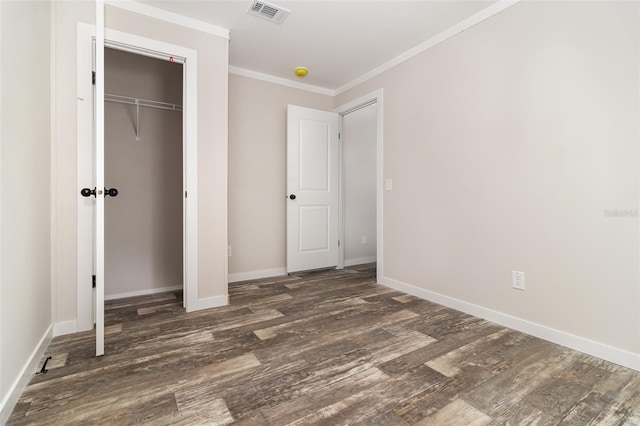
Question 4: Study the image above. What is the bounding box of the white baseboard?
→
[53,319,78,337]
[344,256,377,267]
[104,285,183,301]
[382,276,640,372]
[0,324,53,424]
[193,294,228,312]
[229,267,287,283]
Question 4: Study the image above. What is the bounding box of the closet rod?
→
[105,94,182,141]
[105,94,182,112]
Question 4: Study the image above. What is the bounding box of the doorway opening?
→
[76,24,200,342]
[337,90,384,284]
[103,47,184,301]
[285,90,383,283]
[340,101,378,270]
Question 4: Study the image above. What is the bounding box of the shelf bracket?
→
[135,99,140,141]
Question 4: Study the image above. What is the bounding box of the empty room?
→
[1,0,639,424]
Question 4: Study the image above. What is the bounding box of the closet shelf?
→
[105,94,182,141]
[105,94,182,111]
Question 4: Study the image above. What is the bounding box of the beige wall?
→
[53,2,229,323]
[228,74,332,277]
[104,48,183,297]
[0,0,52,419]
[335,1,639,354]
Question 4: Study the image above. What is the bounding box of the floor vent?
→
[247,1,290,24]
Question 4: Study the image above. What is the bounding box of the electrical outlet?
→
[512,271,525,290]
[228,246,232,257]
[362,235,368,244]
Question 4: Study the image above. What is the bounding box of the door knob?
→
[289,194,296,200]
[80,187,118,197]
[81,187,96,198]
[105,188,118,197]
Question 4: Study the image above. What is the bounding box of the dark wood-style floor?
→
[8,264,640,425]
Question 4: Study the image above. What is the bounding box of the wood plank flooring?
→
[8,264,640,425]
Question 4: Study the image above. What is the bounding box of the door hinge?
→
[185,191,187,198]
[92,71,96,85]
[92,274,96,288]
[338,240,341,247]
[338,132,341,139]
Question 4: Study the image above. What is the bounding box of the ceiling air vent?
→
[247,1,290,25]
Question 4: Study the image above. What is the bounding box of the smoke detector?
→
[247,1,290,25]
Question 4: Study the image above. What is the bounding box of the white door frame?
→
[335,89,384,284]
[76,23,200,333]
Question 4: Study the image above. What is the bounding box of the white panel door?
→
[287,105,340,273]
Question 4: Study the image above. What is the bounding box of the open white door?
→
[286,105,340,273]
[95,1,105,356]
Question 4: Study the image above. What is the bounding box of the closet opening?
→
[341,102,378,270]
[104,47,184,302]
[335,89,384,283]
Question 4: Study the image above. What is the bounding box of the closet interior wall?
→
[104,47,183,299]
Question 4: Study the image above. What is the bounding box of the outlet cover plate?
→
[512,271,525,290]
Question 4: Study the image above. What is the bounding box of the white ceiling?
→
[137,1,496,91]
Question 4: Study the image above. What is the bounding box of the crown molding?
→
[113,0,522,97]
[334,0,522,95]
[229,66,335,97]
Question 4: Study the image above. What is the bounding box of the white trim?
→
[222,56,230,309]
[104,29,196,65]
[229,66,334,97]
[229,267,287,283]
[344,256,377,268]
[195,295,228,311]
[104,0,229,39]
[334,0,522,95]
[104,285,183,301]
[637,2,640,362]
[335,89,384,284]
[53,320,78,337]
[96,0,105,358]
[0,325,53,424]
[50,0,58,327]
[337,119,345,270]
[0,0,3,417]
[382,277,640,372]
[181,41,199,313]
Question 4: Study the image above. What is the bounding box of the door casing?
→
[76,23,200,337]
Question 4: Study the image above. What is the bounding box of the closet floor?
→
[8,264,640,425]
